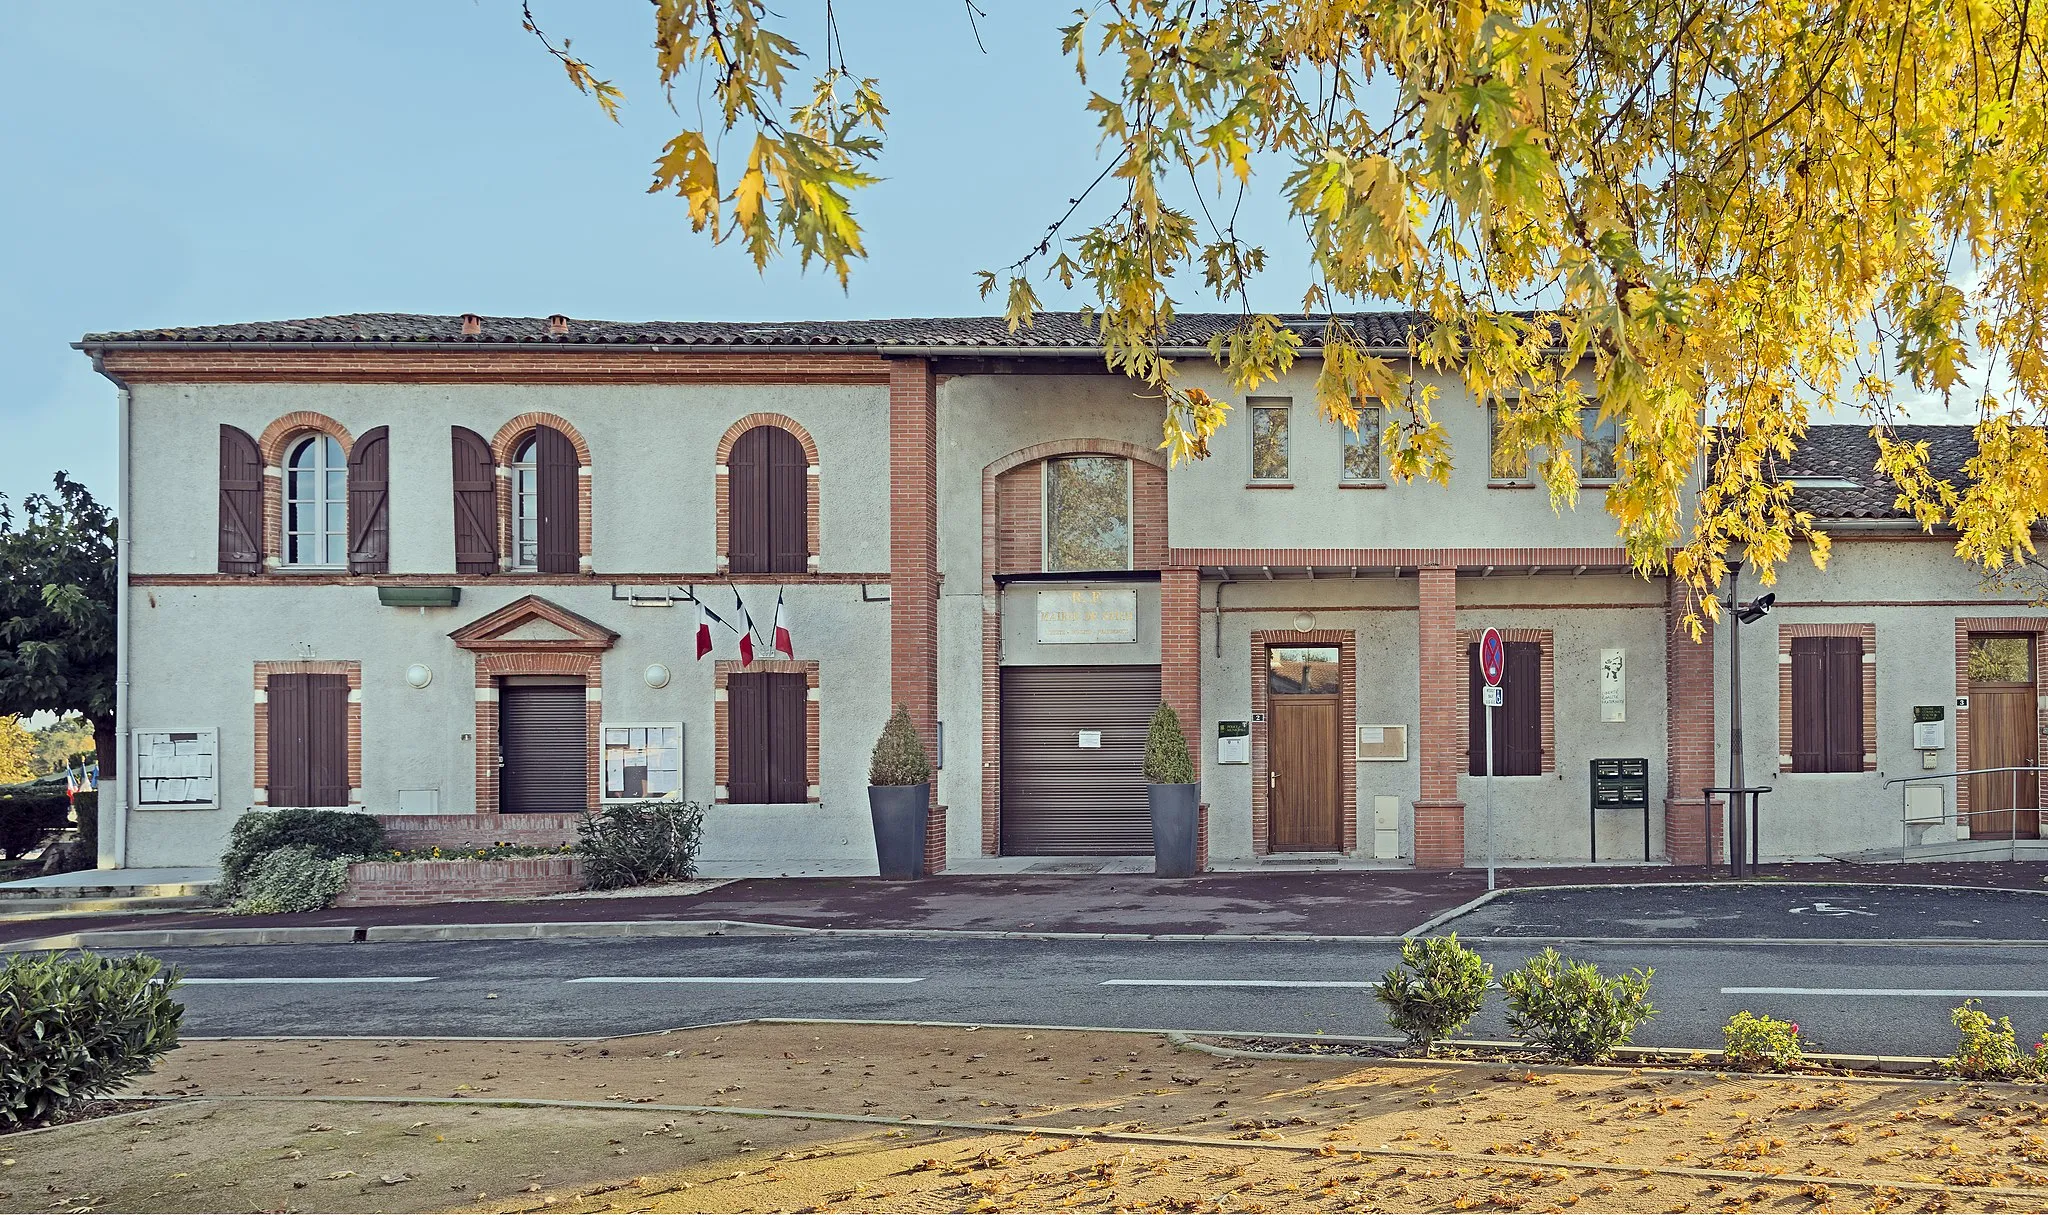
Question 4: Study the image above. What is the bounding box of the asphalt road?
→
[140,932,2048,1058]
[1435,882,2048,940]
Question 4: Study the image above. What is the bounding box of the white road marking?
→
[1724,987,2048,997]
[566,976,926,985]
[180,977,436,985]
[1101,979,1378,989]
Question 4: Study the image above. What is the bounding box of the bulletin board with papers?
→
[134,729,220,809]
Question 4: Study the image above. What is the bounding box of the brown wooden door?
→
[1969,634,2039,840]
[1270,697,1340,850]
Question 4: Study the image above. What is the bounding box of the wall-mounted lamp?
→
[644,663,672,689]
[403,664,433,689]
[1293,611,1316,633]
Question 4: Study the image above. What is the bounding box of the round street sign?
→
[1480,627,1505,687]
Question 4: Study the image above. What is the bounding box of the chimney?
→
[460,313,482,337]
[548,314,570,337]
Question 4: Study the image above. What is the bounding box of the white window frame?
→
[1339,403,1385,484]
[284,433,347,569]
[132,728,222,811]
[1248,398,1292,482]
[511,436,540,571]
[600,721,684,803]
[1578,402,1619,486]
[1041,456,1134,573]
[1487,399,1536,486]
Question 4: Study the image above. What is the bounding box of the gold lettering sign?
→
[1036,588,1139,645]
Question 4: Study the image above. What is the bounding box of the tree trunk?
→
[93,716,115,779]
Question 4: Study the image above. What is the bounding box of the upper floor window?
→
[1250,399,1290,481]
[728,424,809,573]
[1489,401,1532,483]
[505,424,581,574]
[1580,404,1619,483]
[1341,405,1384,483]
[1044,456,1130,572]
[285,434,347,567]
[511,437,541,570]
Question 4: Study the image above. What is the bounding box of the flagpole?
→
[723,577,770,647]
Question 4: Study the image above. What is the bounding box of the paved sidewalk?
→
[5,858,2047,947]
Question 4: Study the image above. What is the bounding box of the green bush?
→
[0,785,71,860]
[1500,948,1657,1063]
[1722,1011,1806,1072]
[1143,703,1196,785]
[1946,1000,2033,1080]
[1374,934,1493,1054]
[578,801,705,890]
[217,808,385,901]
[228,845,353,914]
[868,705,931,786]
[71,789,98,851]
[0,952,184,1129]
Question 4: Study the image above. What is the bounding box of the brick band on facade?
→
[1413,567,1466,867]
[1664,577,1723,865]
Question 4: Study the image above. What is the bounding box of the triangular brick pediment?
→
[450,595,618,651]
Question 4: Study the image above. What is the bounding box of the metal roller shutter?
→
[500,684,589,813]
[999,664,1160,855]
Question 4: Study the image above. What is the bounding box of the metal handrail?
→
[1884,765,2048,861]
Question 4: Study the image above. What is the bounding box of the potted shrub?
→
[1144,703,1200,877]
[867,705,932,880]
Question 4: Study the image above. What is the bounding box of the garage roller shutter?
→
[999,664,1160,855]
[500,684,589,813]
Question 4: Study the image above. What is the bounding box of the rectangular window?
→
[1341,406,1383,482]
[1488,402,1531,482]
[602,723,681,801]
[727,672,808,803]
[1467,640,1542,776]
[1790,635,1865,773]
[513,464,540,570]
[1043,456,1131,572]
[1250,400,1290,481]
[1580,405,1619,482]
[133,729,220,810]
[1969,635,2034,683]
[1269,646,1341,695]
[266,672,350,807]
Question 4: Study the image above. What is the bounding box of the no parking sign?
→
[1480,626,1504,707]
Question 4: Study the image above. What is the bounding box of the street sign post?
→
[1480,627,1503,891]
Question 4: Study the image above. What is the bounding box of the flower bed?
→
[334,855,584,907]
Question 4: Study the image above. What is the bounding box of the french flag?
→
[733,588,757,666]
[771,590,795,659]
[695,599,718,660]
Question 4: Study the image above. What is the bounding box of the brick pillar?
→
[889,359,940,756]
[1160,569,1203,775]
[1664,576,1724,864]
[925,804,948,875]
[1414,566,1466,868]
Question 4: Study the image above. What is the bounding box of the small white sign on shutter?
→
[1077,730,1102,749]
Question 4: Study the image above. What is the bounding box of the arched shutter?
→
[218,425,263,574]
[450,427,498,575]
[766,426,808,573]
[534,425,580,574]
[728,427,769,573]
[346,426,390,574]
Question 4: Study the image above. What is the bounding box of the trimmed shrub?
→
[1501,948,1657,1063]
[1143,703,1197,785]
[0,784,70,859]
[71,789,98,850]
[217,808,385,901]
[1722,1011,1806,1072]
[228,845,352,914]
[0,951,184,1129]
[578,800,705,890]
[1374,933,1493,1054]
[1946,1000,2032,1080]
[868,705,932,787]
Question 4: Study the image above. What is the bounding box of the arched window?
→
[511,436,540,570]
[285,434,347,567]
[501,423,580,574]
[728,425,808,573]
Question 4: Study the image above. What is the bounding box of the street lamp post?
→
[1722,561,1775,875]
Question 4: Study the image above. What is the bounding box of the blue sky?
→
[5,1,1281,507]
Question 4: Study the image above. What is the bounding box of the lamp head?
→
[1735,592,1776,624]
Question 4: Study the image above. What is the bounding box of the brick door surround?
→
[449,594,617,814]
[1249,629,1359,854]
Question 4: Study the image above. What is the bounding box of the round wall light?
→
[403,663,433,689]
[1293,611,1316,634]
[644,663,672,689]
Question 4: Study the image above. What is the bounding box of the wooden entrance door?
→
[1268,645,1341,851]
[1968,634,2040,840]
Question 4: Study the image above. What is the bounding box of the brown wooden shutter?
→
[1825,635,1865,773]
[450,427,498,575]
[728,427,769,573]
[766,427,808,573]
[1504,641,1543,776]
[346,426,390,574]
[218,425,263,574]
[534,424,579,574]
[267,673,310,807]
[304,674,351,806]
[767,672,808,802]
[727,673,770,802]
[1789,636,1826,772]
